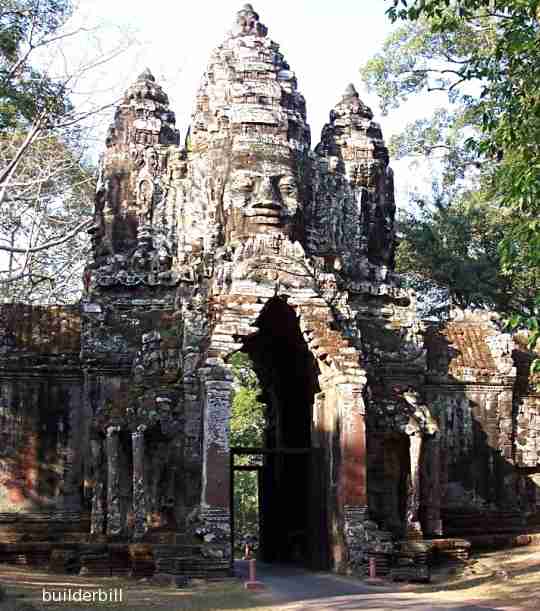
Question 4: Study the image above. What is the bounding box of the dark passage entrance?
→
[231,297,330,570]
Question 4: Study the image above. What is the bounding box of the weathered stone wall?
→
[81,294,190,541]
[0,377,84,514]
[0,305,85,544]
[425,389,514,510]
[421,314,532,534]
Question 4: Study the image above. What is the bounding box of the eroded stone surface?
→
[0,4,538,581]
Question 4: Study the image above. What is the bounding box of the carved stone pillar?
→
[423,434,442,536]
[132,428,147,540]
[106,425,122,537]
[90,437,105,537]
[406,432,423,539]
[336,379,369,573]
[198,364,235,562]
[199,366,234,509]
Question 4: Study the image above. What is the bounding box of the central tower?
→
[187,3,311,253]
[80,3,407,575]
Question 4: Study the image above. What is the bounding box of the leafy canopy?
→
[229,351,265,448]
[0,1,74,129]
[362,1,539,360]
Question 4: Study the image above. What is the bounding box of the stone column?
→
[199,366,234,510]
[106,425,122,537]
[90,437,105,537]
[423,434,442,536]
[198,364,235,561]
[337,380,369,572]
[132,427,147,540]
[406,432,423,539]
[338,381,367,508]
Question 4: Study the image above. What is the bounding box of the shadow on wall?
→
[363,314,540,539]
[0,382,78,515]
[0,304,83,519]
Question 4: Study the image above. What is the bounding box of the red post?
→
[369,556,376,579]
[244,558,264,591]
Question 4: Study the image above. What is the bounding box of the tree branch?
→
[0,219,92,254]
[0,112,46,200]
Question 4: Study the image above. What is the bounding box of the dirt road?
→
[236,560,529,611]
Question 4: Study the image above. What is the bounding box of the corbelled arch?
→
[198,283,368,570]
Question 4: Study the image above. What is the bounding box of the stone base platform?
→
[362,538,472,583]
[388,540,431,583]
[423,538,471,566]
[423,531,540,562]
[0,512,90,545]
[0,543,232,579]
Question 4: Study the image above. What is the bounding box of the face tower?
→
[80,2,406,572]
[188,3,311,252]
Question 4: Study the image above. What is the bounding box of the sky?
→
[69,0,434,205]
[74,0,396,141]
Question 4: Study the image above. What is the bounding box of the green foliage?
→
[361,17,491,115]
[230,352,265,448]
[0,1,74,129]
[388,106,483,188]
[363,1,539,366]
[229,352,266,552]
[396,191,539,314]
[388,0,540,21]
[233,471,259,555]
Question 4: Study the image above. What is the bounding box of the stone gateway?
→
[0,4,539,579]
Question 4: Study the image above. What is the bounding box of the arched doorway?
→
[231,296,330,569]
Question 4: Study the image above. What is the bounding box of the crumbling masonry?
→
[0,4,539,578]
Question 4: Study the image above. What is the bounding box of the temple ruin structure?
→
[0,4,539,579]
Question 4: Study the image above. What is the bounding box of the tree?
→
[0,129,93,302]
[0,0,132,303]
[396,189,538,317]
[229,351,265,554]
[362,1,540,365]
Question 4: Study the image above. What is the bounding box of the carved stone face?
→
[222,167,299,243]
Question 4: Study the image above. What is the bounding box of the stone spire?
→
[313,85,395,268]
[88,71,180,273]
[188,5,311,249]
[343,82,358,97]
[106,70,178,149]
[229,3,268,37]
[137,67,155,82]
